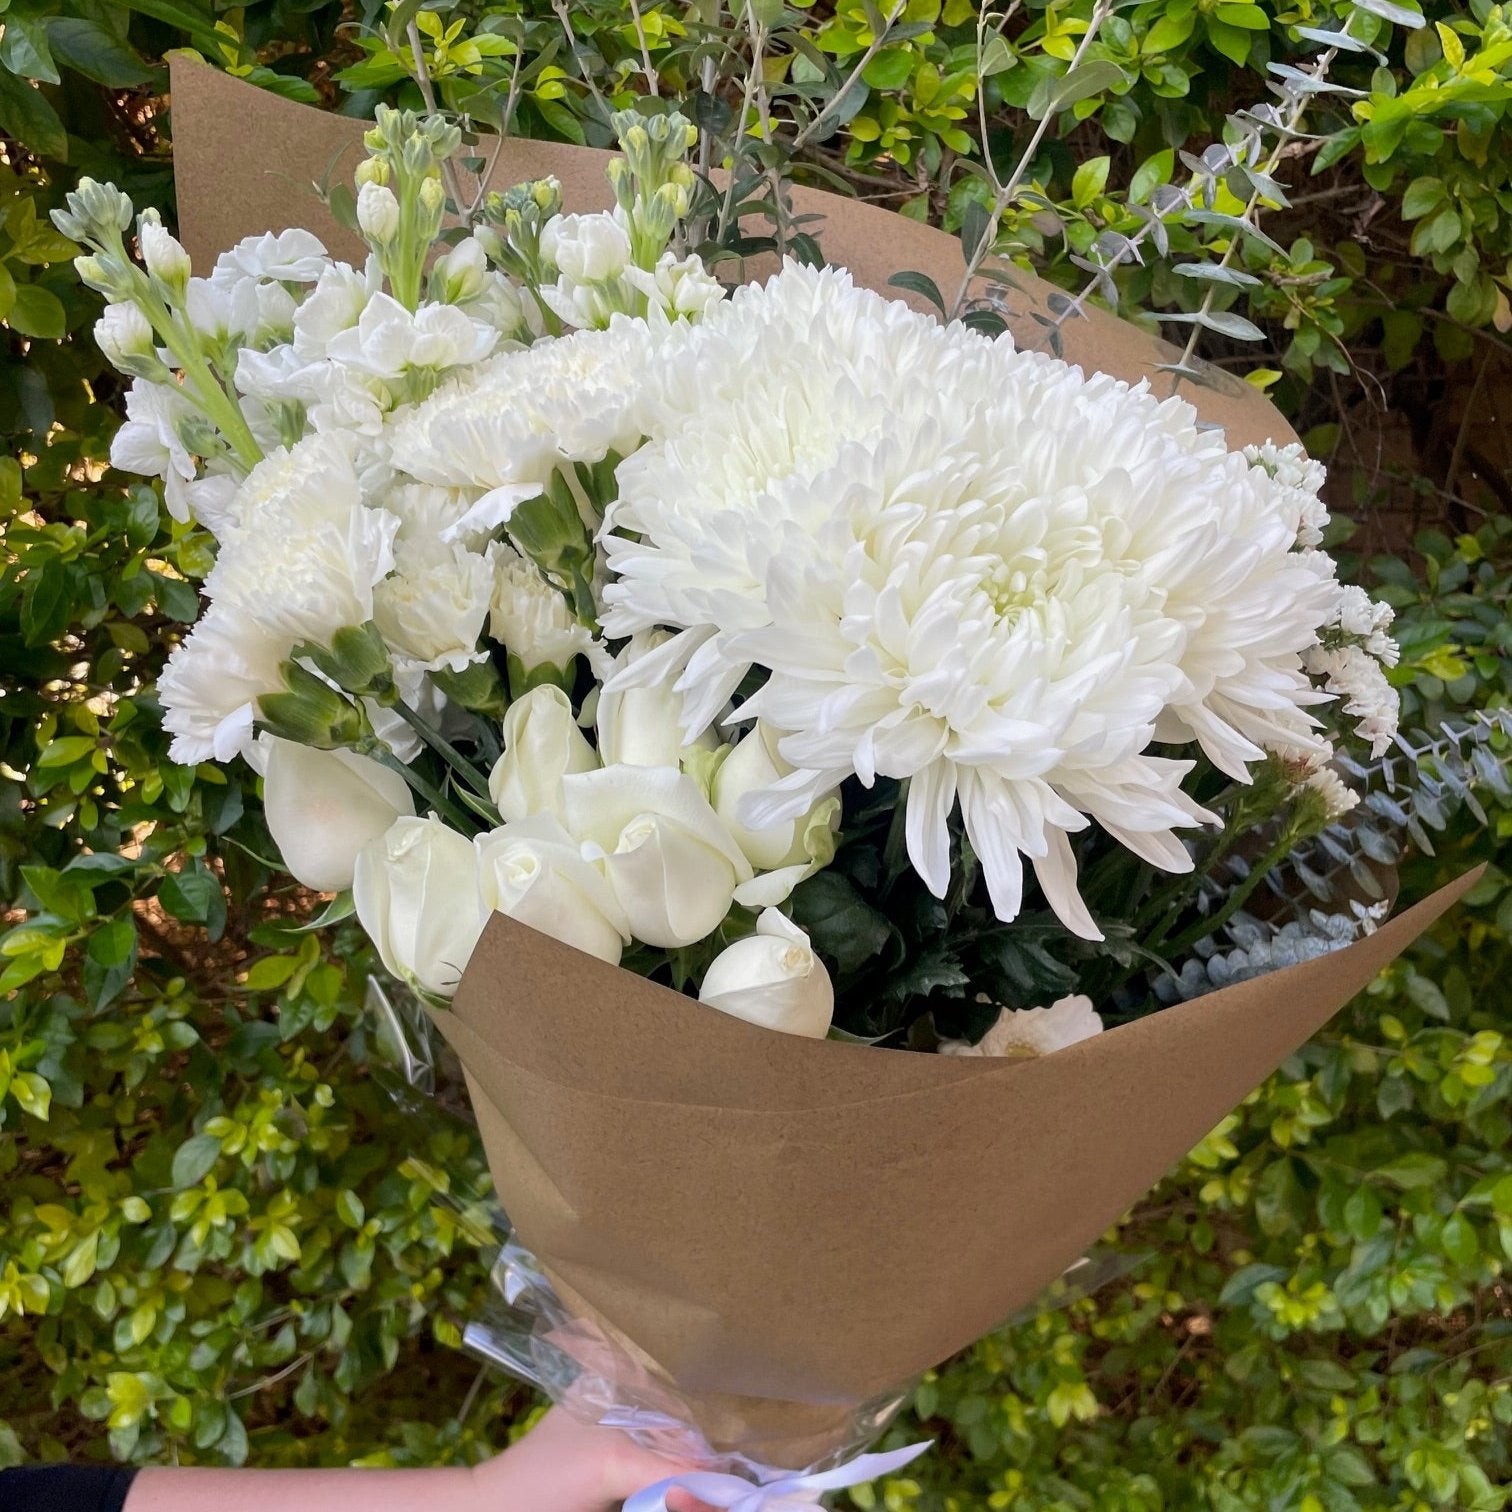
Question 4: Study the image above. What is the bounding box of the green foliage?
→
[2,0,1508,1498]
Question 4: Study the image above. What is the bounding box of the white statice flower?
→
[940,995,1102,1058]
[490,552,598,677]
[204,433,399,652]
[372,537,501,673]
[1244,441,1329,548]
[210,228,329,286]
[1301,644,1401,755]
[386,318,654,537]
[1301,763,1360,821]
[1331,584,1399,665]
[599,262,1363,937]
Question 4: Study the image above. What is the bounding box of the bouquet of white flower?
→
[57,64,1477,1503]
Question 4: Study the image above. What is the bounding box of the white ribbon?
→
[621,1440,932,1512]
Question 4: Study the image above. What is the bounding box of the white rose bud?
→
[698,909,834,1039]
[476,814,630,965]
[597,632,718,769]
[353,815,484,998]
[713,721,840,871]
[541,211,632,283]
[94,301,155,367]
[357,181,402,245]
[488,685,599,823]
[562,765,753,949]
[138,213,191,292]
[262,736,414,893]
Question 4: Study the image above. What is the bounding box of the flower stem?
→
[386,699,500,816]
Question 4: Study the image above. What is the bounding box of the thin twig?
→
[790,1,908,154]
[552,0,612,120]
[949,0,1115,318]
[406,21,471,219]
[627,0,661,96]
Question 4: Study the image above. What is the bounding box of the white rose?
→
[597,633,719,768]
[372,537,499,673]
[353,815,484,998]
[698,909,834,1038]
[357,181,401,244]
[490,555,596,677]
[476,814,629,965]
[541,211,632,283]
[939,996,1102,1058]
[138,213,190,291]
[489,685,599,822]
[262,736,414,892]
[562,765,754,948]
[713,721,840,871]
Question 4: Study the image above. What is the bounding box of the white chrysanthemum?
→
[205,433,399,649]
[373,537,500,672]
[940,995,1102,1058]
[158,607,288,764]
[600,262,1356,936]
[386,318,655,538]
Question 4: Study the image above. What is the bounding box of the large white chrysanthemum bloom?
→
[386,317,655,538]
[598,262,1380,937]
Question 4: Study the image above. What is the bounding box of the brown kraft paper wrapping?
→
[168,56,1295,450]
[167,58,1476,1467]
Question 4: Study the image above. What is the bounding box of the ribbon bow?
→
[622,1441,932,1512]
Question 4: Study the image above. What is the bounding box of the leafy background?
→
[1,1,1509,1507]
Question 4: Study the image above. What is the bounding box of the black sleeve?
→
[0,1465,137,1512]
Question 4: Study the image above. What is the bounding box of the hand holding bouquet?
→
[56,70,1474,1494]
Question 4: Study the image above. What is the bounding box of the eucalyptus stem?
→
[1150,826,1300,966]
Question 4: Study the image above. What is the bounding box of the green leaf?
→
[862,47,915,91]
[1440,1211,1479,1266]
[158,868,226,939]
[1071,155,1110,208]
[5,285,67,340]
[1375,1152,1447,1188]
[0,8,60,84]
[0,70,68,160]
[1214,5,1270,29]
[45,18,155,87]
[1027,60,1127,120]
[84,919,138,1010]
[171,1133,223,1189]
[1400,176,1446,220]
[888,269,946,312]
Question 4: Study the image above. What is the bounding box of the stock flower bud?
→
[94,302,157,371]
[357,182,401,245]
[138,212,191,292]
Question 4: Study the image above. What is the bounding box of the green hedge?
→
[2,2,1510,1505]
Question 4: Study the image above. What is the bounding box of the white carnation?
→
[489,553,597,676]
[940,996,1102,1058]
[373,537,501,672]
[158,608,289,764]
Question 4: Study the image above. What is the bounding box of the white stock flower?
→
[542,212,633,283]
[138,214,190,290]
[698,908,834,1038]
[625,251,725,322]
[324,292,497,380]
[292,261,377,359]
[210,228,328,286]
[261,736,414,892]
[372,537,500,672]
[354,815,484,997]
[489,685,599,823]
[110,380,198,514]
[356,182,401,244]
[476,814,629,964]
[561,765,753,948]
[94,302,154,366]
[205,433,399,650]
[386,319,653,536]
[940,995,1102,1058]
[490,554,597,676]
[185,274,260,345]
[596,633,718,769]
[432,236,490,305]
